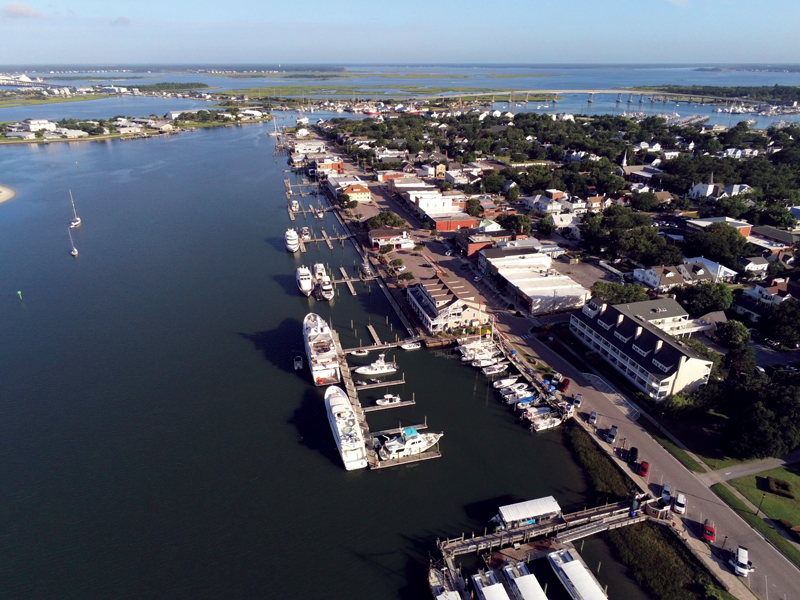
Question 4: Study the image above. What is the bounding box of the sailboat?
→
[68,228,78,256]
[69,190,81,228]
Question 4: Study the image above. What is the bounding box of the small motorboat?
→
[350,349,370,357]
[376,394,402,406]
[293,356,303,370]
[493,377,519,389]
[400,341,421,350]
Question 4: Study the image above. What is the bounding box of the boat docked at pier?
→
[428,561,466,600]
[354,353,397,376]
[471,569,511,600]
[325,386,368,471]
[300,226,311,242]
[312,263,326,284]
[290,199,300,212]
[376,393,401,406]
[400,341,421,350]
[502,561,548,600]
[318,275,334,301]
[548,549,607,600]
[482,362,508,375]
[285,228,300,253]
[377,426,442,461]
[471,357,500,368]
[296,266,314,296]
[303,313,341,386]
[494,377,519,389]
[360,260,374,277]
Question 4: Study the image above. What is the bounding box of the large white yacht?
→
[354,353,397,376]
[377,427,442,461]
[325,386,368,471]
[285,228,300,253]
[303,313,341,386]
[318,275,335,301]
[296,266,314,296]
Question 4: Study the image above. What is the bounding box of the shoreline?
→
[0,184,17,204]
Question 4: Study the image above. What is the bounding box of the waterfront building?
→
[341,184,370,203]
[368,228,415,250]
[570,299,713,401]
[326,174,364,197]
[294,140,327,154]
[406,276,483,334]
[24,119,56,132]
[493,497,561,529]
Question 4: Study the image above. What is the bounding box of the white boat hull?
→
[326,386,368,470]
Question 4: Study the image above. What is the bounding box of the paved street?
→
[491,311,800,600]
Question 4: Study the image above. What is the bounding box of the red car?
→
[637,461,650,477]
[558,378,570,392]
[701,519,716,543]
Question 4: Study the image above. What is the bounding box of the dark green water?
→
[0,120,646,599]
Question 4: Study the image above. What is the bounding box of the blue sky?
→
[1,0,799,64]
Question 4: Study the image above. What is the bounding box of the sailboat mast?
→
[69,190,78,219]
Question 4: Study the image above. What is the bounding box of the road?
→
[491,313,800,600]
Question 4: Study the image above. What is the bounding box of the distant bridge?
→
[0,76,53,89]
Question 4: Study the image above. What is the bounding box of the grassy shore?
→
[563,421,632,500]
[223,84,513,98]
[0,94,107,109]
[711,483,800,569]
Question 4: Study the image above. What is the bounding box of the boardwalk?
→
[338,267,356,296]
[363,399,416,413]
[354,378,405,391]
[366,325,381,345]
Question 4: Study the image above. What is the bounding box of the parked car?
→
[473,276,483,282]
[395,265,406,273]
[700,519,716,543]
[729,546,754,577]
[421,263,432,268]
[673,492,687,514]
[637,461,650,477]
[662,483,672,504]
[588,410,598,426]
[558,378,570,392]
[605,425,618,444]
[573,393,583,409]
[445,250,452,256]
[627,447,639,463]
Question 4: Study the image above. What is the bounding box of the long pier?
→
[366,325,382,345]
[339,267,356,295]
[363,399,416,413]
[355,378,405,391]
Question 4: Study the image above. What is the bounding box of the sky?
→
[1,0,800,65]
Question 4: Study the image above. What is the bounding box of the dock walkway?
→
[355,378,405,391]
[363,400,415,413]
[339,267,356,296]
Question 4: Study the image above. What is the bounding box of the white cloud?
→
[110,15,130,26]
[1,2,43,18]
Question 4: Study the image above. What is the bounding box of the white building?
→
[570,299,713,401]
[294,140,327,154]
[406,276,483,334]
[24,119,56,132]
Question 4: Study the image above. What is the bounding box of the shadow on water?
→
[272,272,302,298]
[237,317,303,374]
[287,388,341,468]
[463,495,523,523]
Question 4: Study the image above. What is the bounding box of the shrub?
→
[379,245,393,254]
[563,422,631,500]
[767,476,795,499]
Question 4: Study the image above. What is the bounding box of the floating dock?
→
[320,229,333,249]
[339,267,356,296]
[355,378,405,391]
[366,325,382,345]
[362,399,416,413]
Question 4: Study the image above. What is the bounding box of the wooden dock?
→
[287,205,296,221]
[367,423,428,439]
[362,399,416,413]
[339,267,356,296]
[320,229,334,249]
[366,325,382,345]
[355,378,405,391]
[369,449,442,470]
[299,239,306,253]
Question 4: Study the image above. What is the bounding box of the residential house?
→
[430,161,447,179]
[684,257,738,283]
[586,195,611,213]
[548,214,581,239]
[633,265,694,292]
[559,197,587,215]
[742,278,797,307]
[521,195,562,215]
[739,256,770,276]
[24,119,56,132]
[445,170,469,185]
[570,299,713,400]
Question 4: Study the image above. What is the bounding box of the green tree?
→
[764,300,800,348]
[724,345,758,378]
[590,281,649,305]
[715,320,751,349]
[365,211,407,230]
[630,191,658,212]
[684,223,752,270]
[340,193,358,209]
[390,258,404,267]
[678,282,733,315]
[495,213,532,235]
[439,181,453,191]
[537,218,556,235]
[466,197,482,217]
[506,186,520,201]
[481,171,505,193]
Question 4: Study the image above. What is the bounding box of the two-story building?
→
[368,227,415,250]
[633,265,694,292]
[406,276,483,333]
[570,299,713,400]
[341,184,371,203]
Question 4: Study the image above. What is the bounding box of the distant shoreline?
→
[0,184,17,204]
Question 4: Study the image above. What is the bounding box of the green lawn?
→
[0,94,106,108]
[729,466,800,527]
[711,483,800,569]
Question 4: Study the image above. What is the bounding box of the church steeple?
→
[621,150,627,168]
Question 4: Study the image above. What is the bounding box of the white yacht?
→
[471,357,500,368]
[325,386,368,471]
[296,266,314,296]
[303,313,341,386]
[290,199,300,212]
[285,228,300,253]
[354,353,397,376]
[300,226,311,242]
[548,549,607,600]
[376,393,402,406]
[502,561,548,600]
[377,426,442,461]
[318,275,335,301]
[400,341,421,350]
[68,190,81,228]
[471,570,510,600]
[482,363,508,375]
[312,263,326,284]
[493,377,519,389]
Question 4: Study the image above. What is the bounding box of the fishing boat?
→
[285,228,300,253]
[325,386,368,471]
[471,357,500,368]
[531,414,563,432]
[400,341,421,350]
[296,266,314,296]
[350,349,370,357]
[354,353,397,376]
[377,426,442,461]
[293,356,303,370]
[493,377,519,389]
[482,363,508,375]
[300,226,311,242]
[68,228,78,257]
[68,190,81,228]
[318,275,335,301]
[376,394,402,406]
[303,313,341,386]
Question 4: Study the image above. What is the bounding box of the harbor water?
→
[0,117,649,598]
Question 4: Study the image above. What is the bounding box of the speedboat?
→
[350,349,370,357]
[290,199,300,212]
[377,427,442,461]
[493,377,519,389]
[483,363,508,375]
[376,394,402,406]
[325,386,368,470]
[471,357,500,368]
[293,356,303,370]
[400,341,421,350]
[354,353,398,376]
[285,228,300,253]
[318,275,335,301]
[296,266,314,296]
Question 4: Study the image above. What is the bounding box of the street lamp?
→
[757,493,767,517]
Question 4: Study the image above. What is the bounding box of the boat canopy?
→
[559,556,607,600]
[498,496,561,526]
[402,427,419,438]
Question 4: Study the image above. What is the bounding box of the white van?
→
[673,492,687,514]
[729,546,754,576]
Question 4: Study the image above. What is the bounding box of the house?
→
[521,195,561,215]
[368,227,414,250]
[559,197,587,215]
[570,299,713,400]
[118,125,144,135]
[739,256,770,275]
[406,276,483,334]
[723,184,752,197]
[548,214,581,239]
[633,265,693,292]
[742,278,797,307]
[309,156,344,176]
[586,196,611,212]
[430,161,447,179]
[53,127,89,139]
[659,150,681,161]
[341,184,371,203]
[445,170,469,185]
[684,257,738,283]
[686,216,751,237]
[5,131,36,140]
[476,219,503,232]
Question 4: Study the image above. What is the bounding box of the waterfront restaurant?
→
[406,276,482,334]
[493,496,562,529]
